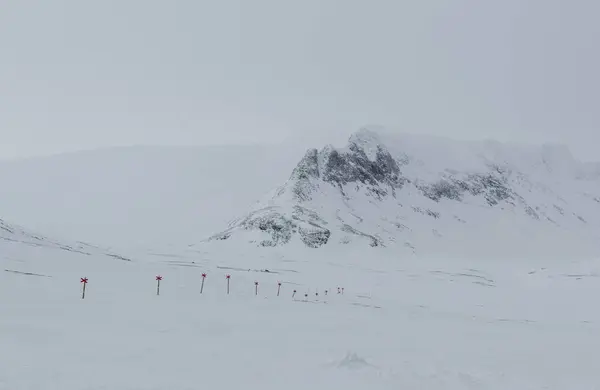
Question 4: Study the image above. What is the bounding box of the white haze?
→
[1,130,600,389]
[0,143,306,248]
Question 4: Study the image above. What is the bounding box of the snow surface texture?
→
[210,127,600,260]
[1,243,600,389]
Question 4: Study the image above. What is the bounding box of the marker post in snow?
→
[226,274,231,294]
[156,275,163,296]
[254,281,259,296]
[277,282,282,296]
[80,277,88,299]
[292,290,297,299]
[200,273,207,294]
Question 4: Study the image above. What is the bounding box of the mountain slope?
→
[0,216,132,263]
[0,144,306,248]
[208,127,600,259]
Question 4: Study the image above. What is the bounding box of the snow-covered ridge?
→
[207,127,600,259]
[0,217,131,261]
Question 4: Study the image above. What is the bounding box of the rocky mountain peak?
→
[206,128,600,259]
[288,130,405,202]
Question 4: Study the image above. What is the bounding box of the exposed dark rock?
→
[209,206,331,248]
[524,206,540,220]
[420,179,463,202]
[292,205,328,226]
[426,209,440,219]
[289,149,320,201]
[467,174,513,206]
[291,149,320,180]
[298,226,331,248]
[340,224,384,247]
[419,172,516,208]
[321,145,405,199]
[212,232,231,240]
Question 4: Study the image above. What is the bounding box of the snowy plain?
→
[2,134,600,389]
[2,236,600,389]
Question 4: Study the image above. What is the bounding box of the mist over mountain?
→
[1,128,598,261]
[0,144,305,248]
[2,128,600,389]
[208,127,600,260]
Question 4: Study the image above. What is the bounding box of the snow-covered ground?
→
[2,240,599,389]
[2,131,600,389]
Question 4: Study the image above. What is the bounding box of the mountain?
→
[0,144,306,249]
[208,127,600,260]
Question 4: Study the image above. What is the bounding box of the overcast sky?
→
[1,0,598,160]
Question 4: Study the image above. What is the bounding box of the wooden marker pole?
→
[200,273,207,294]
[156,275,162,295]
[80,277,88,299]
[255,281,259,296]
[277,282,281,296]
[226,274,231,294]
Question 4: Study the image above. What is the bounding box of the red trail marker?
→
[254,281,259,296]
[226,274,231,294]
[200,273,207,294]
[156,275,163,296]
[80,277,88,299]
[277,282,282,296]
